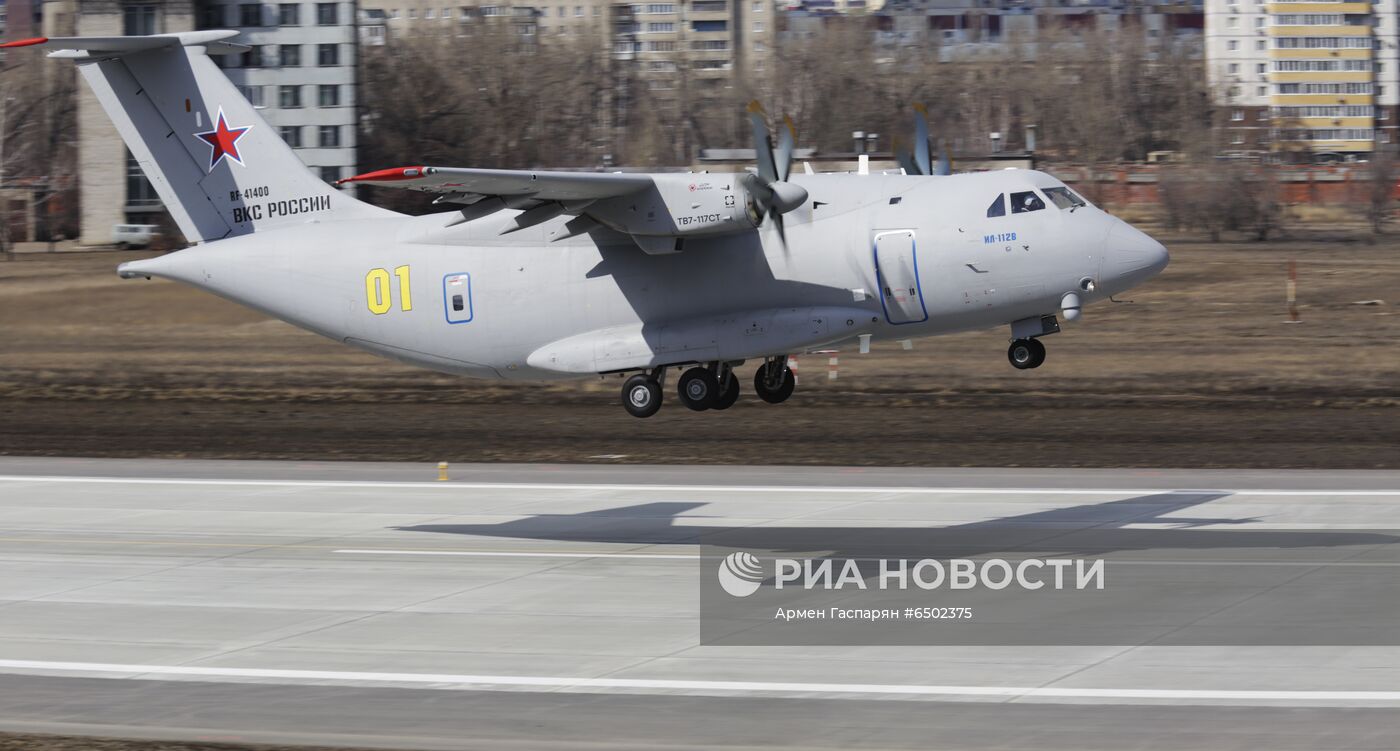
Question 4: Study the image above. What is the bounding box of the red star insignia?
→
[195,107,252,170]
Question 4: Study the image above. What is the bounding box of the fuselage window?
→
[986,194,1006,218]
[1010,191,1047,214]
[1043,186,1087,210]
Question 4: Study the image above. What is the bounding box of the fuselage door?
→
[873,230,927,325]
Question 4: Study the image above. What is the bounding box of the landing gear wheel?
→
[1008,338,1046,370]
[711,371,741,411]
[753,364,796,404]
[677,367,720,411]
[621,374,662,418]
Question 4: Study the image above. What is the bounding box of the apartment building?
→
[196,0,359,183]
[1208,0,1399,157]
[359,0,775,87]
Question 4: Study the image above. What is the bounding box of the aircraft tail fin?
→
[1,31,394,243]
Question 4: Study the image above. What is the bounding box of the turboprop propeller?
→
[744,101,808,246]
[894,103,952,177]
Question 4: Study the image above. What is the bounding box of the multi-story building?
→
[196,0,359,184]
[863,0,1205,59]
[1208,0,1399,157]
[358,0,775,95]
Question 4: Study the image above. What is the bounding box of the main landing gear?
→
[753,356,795,404]
[616,356,796,417]
[621,370,665,418]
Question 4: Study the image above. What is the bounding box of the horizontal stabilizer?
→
[0,31,247,57]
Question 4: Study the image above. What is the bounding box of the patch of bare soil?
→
[0,733,368,751]
[1,237,1397,467]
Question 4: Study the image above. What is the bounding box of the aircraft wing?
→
[336,165,654,203]
[339,165,759,251]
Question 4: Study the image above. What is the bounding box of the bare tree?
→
[1368,146,1396,236]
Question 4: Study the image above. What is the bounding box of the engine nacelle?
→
[587,172,761,243]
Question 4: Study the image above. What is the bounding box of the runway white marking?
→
[333,550,1400,567]
[2,475,1398,496]
[0,659,1395,705]
[335,549,696,560]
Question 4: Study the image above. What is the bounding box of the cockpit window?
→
[1043,186,1087,210]
[1010,191,1047,214]
[986,194,1006,218]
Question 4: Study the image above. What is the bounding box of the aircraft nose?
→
[1104,221,1169,284]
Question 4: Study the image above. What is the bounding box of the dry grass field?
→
[1,230,1397,467]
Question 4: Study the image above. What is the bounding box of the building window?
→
[238,85,265,107]
[126,152,160,208]
[316,2,338,24]
[320,166,341,182]
[1381,131,1391,144]
[279,3,300,25]
[426,8,435,17]
[241,45,264,67]
[1232,109,1245,121]
[1231,133,1245,145]
[692,20,726,31]
[279,85,302,108]
[318,43,340,65]
[1257,63,1266,74]
[319,125,341,147]
[1228,40,1238,51]
[1228,63,1239,74]
[1257,85,1267,97]
[240,4,263,26]
[318,84,340,106]
[124,4,157,35]
[200,4,225,27]
[280,44,301,66]
[1381,109,1391,121]
[692,0,725,10]
[1226,16,1237,28]
[1254,16,1264,28]
[1256,39,1266,50]
[754,0,764,11]
[753,21,763,32]
[280,125,303,147]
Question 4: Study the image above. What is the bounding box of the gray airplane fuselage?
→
[126,169,1167,381]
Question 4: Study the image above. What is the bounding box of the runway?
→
[0,457,1398,750]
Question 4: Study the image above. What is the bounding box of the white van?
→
[111,224,160,248]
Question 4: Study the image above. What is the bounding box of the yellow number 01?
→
[365,265,412,315]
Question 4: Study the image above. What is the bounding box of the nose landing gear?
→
[1007,338,1047,370]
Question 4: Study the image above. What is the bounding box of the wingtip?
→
[0,37,49,49]
[336,165,429,185]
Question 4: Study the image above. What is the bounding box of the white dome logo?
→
[717,552,764,597]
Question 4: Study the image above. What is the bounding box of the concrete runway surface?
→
[0,457,1398,750]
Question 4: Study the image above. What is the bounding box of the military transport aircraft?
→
[5,31,1168,418]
